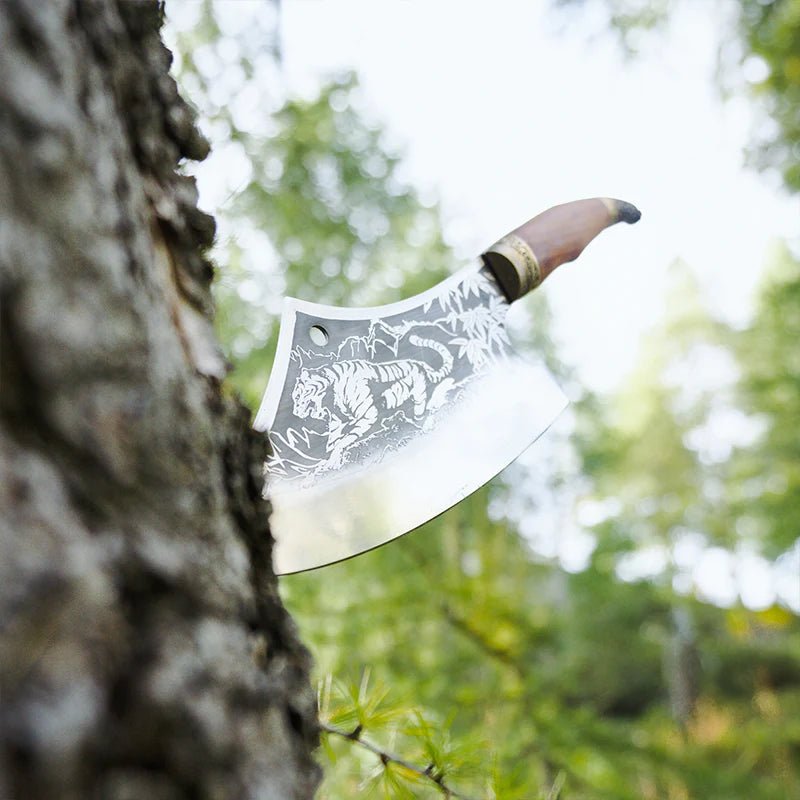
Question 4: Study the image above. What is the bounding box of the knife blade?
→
[255,197,641,574]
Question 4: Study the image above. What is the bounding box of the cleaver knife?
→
[255,197,640,574]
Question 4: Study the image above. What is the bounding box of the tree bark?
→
[0,2,319,798]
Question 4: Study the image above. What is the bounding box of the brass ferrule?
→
[483,234,541,301]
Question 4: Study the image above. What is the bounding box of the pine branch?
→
[320,721,483,800]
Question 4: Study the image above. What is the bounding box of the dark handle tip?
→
[614,200,642,224]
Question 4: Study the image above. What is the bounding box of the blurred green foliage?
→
[217,73,456,406]
[165,1,799,797]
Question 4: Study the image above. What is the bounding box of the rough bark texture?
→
[0,2,320,798]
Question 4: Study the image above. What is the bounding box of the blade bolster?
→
[482,234,541,301]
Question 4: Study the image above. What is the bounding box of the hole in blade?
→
[309,324,329,346]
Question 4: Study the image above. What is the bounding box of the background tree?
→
[731,243,800,558]
[0,2,318,798]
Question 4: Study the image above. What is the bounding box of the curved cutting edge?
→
[269,358,568,574]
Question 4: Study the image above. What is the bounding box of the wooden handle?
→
[482,198,641,301]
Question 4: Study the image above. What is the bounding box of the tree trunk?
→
[0,2,320,798]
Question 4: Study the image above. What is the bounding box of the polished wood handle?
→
[482,198,641,301]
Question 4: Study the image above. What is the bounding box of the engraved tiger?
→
[291,335,454,470]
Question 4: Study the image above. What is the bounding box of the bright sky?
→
[280,0,798,392]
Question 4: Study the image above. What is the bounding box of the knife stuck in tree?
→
[255,197,641,574]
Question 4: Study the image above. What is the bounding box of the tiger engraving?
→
[291,335,454,471]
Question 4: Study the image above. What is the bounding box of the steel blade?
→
[254,261,568,574]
